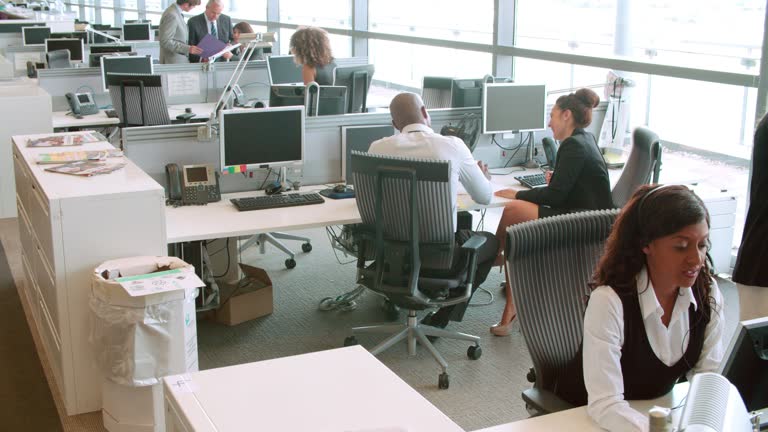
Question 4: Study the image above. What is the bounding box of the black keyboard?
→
[231,192,325,211]
[515,173,547,188]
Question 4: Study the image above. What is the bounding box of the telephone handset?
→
[65,92,99,116]
[165,163,221,206]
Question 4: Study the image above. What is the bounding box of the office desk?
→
[52,103,217,130]
[473,383,689,432]
[164,345,464,432]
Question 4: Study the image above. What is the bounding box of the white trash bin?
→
[90,256,203,432]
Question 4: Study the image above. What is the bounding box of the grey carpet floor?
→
[196,226,742,431]
[0,236,63,431]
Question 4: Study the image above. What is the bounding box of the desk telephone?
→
[165,163,221,206]
[65,92,99,116]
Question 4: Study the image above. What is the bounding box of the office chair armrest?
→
[460,233,486,289]
[459,234,486,252]
[521,388,575,416]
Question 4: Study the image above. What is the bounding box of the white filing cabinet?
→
[13,132,167,415]
[694,186,738,274]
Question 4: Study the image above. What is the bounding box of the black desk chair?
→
[504,209,619,415]
[345,151,483,389]
[106,73,171,127]
[46,49,71,69]
[611,126,663,207]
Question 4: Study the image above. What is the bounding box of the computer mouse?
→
[185,107,192,114]
[333,184,348,193]
[75,115,84,119]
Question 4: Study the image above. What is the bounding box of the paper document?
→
[197,34,227,59]
[208,43,240,62]
[167,71,201,97]
[116,268,205,297]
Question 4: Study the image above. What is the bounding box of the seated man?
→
[368,92,497,329]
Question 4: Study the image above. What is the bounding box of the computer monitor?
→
[22,26,50,46]
[720,316,768,427]
[0,21,45,34]
[123,23,152,41]
[70,31,88,44]
[50,31,74,39]
[89,51,136,68]
[90,44,133,54]
[269,85,305,108]
[341,125,396,185]
[219,106,305,171]
[451,78,484,108]
[421,76,453,109]
[306,85,347,116]
[482,83,547,134]
[100,54,153,91]
[267,55,303,85]
[45,38,85,62]
[332,64,375,114]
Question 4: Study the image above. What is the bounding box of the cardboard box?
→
[214,264,273,326]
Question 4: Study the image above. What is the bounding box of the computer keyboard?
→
[230,192,325,211]
[515,173,547,188]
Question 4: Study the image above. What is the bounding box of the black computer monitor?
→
[100,55,153,91]
[123,23,151,41]
[267,55,303,85]
[333,64,375,114]
[90,44,133,54]
[45,38,85,62]
[720,317,768,424]
[22,26,50,46]
[89,51,136,68]
[482,83,547,134]
[219,106,305,172]
[341,125,395,185]
[0,21,44,34]
[306,85,347,116]
[451,78,484,108]
[269,85,305,108]
[70,31,88,44]
[49,31,74,39]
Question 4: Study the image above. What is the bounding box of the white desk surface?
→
[473,383,689,432]
[163,345,464,432]
[52,102,217,129]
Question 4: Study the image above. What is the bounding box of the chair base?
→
[350,310,481,386]
[239,232,312,269]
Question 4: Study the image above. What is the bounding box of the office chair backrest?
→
[611,126,662,208]
[541,137,559,168]
[506,210,618,394]
[422,76,453,109]
[46,49,71,69]
[351,151,455,271]
[107,73,171,127]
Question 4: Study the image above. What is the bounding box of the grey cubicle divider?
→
[4,44,44,75]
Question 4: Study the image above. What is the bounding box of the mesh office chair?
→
[344,151,484,390]
[238,231,312,269]
[611,126,663,207]
[107,73,171,127]
[46,49,71,69]
[505,209,620,415]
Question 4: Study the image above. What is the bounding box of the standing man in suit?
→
[187,0,233,63]
[159,0,203,64]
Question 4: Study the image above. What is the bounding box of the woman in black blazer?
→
[491,88,614,336]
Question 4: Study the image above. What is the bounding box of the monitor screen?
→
[90,44,134,54]
[720,317,768,416]
[100,55,153,91]
[45,38,85,62]
[483,83,547,134]
[123,23,151,41]
[267,55,303,85]
[451,78,484,108]
[22,26,50,46]
[220,106,305,171]
[341,125,396,185]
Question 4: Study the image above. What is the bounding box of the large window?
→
[122,0,138,22]
[229,0,267,21]
[369,0,494,44]
[100,0,114,26]
[145,0,164,25]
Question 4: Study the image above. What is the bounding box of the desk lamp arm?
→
[85,26,123,45]
[207,40,260,126]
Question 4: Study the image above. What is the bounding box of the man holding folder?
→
[188,0,233,62]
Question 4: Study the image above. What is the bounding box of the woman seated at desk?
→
[289,26,337,85]
[491,88,614,336]
[556,185,725,431]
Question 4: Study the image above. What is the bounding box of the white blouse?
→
[583,268,725,432]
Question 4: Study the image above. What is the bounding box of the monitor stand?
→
[522,131,540,169]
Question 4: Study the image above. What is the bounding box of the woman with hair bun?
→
[491,88,614,336]
[289,26,337,85]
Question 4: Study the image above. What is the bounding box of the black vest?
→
[555,286,709,406]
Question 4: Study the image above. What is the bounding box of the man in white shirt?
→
[368,92,496,329]
[187,0,234,63]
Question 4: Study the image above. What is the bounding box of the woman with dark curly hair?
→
[289,26,337,85]
[491,88,614,336]
[555,184,725,431]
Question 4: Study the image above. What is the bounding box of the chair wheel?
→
[344,336,358,347]
[285,258,296,269]
[467,345,482,360]
[302,243,312,253]
[526,367,536,383]
[438,372,450,389]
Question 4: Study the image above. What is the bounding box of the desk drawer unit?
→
[696,188,737,274]
[12,133,167,415]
